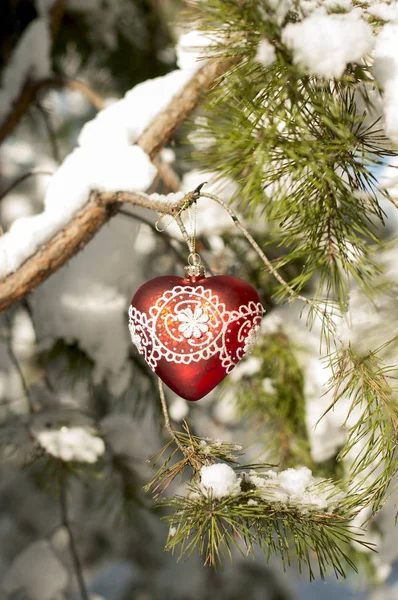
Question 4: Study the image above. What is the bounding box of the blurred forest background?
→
[0,1,397,600]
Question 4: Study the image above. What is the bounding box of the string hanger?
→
[154,182,207,258]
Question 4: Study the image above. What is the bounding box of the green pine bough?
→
[145,0,398,580]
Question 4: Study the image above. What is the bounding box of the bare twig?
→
[153,158,181,192]
[0,170,54,204]
[158,378,187,456]
[59,471,90,600]
[0,77,104,145]
[175,214,193,252]
[34,103,61,164]
[117,208,187,265]
[0,57,234,313]
[36,77,105,111]
[4,314,35,413]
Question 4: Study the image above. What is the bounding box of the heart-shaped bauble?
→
[128,275,264,401]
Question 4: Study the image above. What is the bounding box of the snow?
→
[0,57,204,279]
[0,19,51,125]
[169,526,177,537]
[254,39,276,68]
[212,388,238,425]
[180,170,238,233]
[262,377,276,394]
[282,13,374,78]
[1,539,69,600]
[78,69,195,148]
[200,463,240,499]
[11,309,36,360]
[0,145,156,278]
[278,466,314,496]
[247,467,345,510]
[368,3,398,23]
[323,0,352,10]
[176,30,213,71]
[229,356,262,382]
[198,462,345,512]
[35,425,105,462]
[373,24,398,143]
[169,396,189,422]
[29,216,141,395]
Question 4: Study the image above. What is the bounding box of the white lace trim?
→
[128,285,263,372]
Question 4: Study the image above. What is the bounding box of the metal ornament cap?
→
[184,264,206,279]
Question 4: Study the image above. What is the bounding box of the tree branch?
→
[0,57,235,313]
[59,470,90,600]
[0,170,54,204]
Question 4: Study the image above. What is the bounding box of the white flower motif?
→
[129,321,143,353]
[243,325,260,355]
[177,307,209,338]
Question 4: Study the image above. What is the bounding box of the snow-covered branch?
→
[0,56,235,313]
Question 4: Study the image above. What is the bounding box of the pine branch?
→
[59,470,90,600]
[187,0,397,310]
[162,469,371,577]
[324,346,398,515]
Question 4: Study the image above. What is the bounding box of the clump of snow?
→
[0,19,51,125]
[247,466,345,511]
[176,30,213,71]
[373,24,398,143]
[278,466,314,496]
[282,12,373,78]
[1,540,69,600]
[200,463,240,499]
[35,425,105,462]
[198,462,345,511]
[254,38,276,68]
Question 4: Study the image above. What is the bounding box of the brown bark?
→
[0,57,235,313]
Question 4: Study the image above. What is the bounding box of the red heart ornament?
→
[128,274,264,401]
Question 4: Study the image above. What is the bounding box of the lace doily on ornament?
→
[128,285,263,372]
